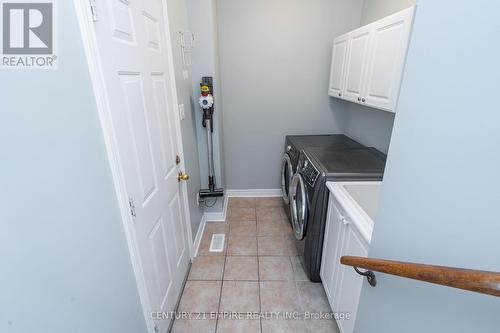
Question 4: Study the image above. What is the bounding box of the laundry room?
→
[180,0,409,231]
[2,0,499,333]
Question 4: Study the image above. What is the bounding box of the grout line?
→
[256,218,263,333]
[294,279,305,321]
[214,211,229,333]
[214,248,227,333]
[286,256,295,281]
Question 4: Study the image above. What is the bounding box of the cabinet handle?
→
[362,98,366,102]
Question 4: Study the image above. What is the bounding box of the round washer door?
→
[290,173,308,240]
[281,154,293,204]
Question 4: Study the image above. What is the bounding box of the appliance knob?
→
[357,97,361,101]
[338,92,342,97]
[362,98,366,102]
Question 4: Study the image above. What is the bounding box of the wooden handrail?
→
[341,256,500,297]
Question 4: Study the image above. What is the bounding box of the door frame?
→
[73,1,194,332]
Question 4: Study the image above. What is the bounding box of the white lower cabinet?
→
[332,220,368,333]
[321,199,344,303]
[321,182,379,333]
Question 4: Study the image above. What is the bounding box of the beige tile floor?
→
[171,197,339,333]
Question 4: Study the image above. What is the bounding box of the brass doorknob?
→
[177,172,189,182]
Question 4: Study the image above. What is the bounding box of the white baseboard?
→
[192,215,206,258]
[226,189,282,197]
[204,194,229,222]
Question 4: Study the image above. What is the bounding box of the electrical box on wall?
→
[178,31,194,67]
[178,104,185,120]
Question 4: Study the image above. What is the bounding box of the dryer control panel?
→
[301,154,319,186]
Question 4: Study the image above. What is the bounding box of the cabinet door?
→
[328,34,349,98]
[363,7,415,111]
[343,26,372,103]
[320,197,344,308]
[334,222,369,333]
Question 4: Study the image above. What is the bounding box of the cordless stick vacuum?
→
[198,77,224,200]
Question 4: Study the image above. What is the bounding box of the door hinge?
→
[128,198,136,219]
[176,155,181,165]
[89,0,98,22]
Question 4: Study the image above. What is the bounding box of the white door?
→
[92,0,190,331]
[328,33,349,98]
[363,7,415,111]
[333,221,368,333]
[343,26,372,104]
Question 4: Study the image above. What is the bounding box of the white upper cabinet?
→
[343,26,372,104]
[328,6,416,113]
[364,7,415,111]
[328,33,349,98]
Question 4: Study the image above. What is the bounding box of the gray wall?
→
[344,104,395,154]
[0,2,147,332]
[361,0,416,23]
[345,0,416,154]
[355,1,500,331]
[217,0,363,190]
[166,0,205,236]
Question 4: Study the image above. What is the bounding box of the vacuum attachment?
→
[199,188,224,199]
